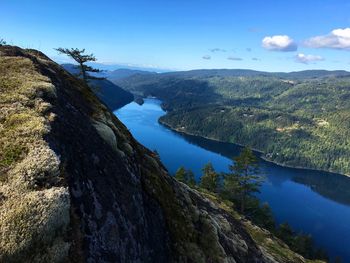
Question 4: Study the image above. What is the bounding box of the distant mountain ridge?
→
[103,68,155,80]
[63,63,350,81]
[62,62,155,80]
[159,69,350,79]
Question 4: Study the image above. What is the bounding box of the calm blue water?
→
[115,98,350,261]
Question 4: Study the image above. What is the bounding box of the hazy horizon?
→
[62,61,350,74]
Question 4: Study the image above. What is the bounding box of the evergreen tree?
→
[55,48,104,84]
[0,39,6,46]
[247,202,275,231]
[223,147,263,213]
[293,234,314,259]
[175,166,186,183]
[186,170,196,188]
[200,162,219,192]
[276,223,295,245]
[175,166,196,188]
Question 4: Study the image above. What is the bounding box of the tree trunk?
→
[80,62,87,84]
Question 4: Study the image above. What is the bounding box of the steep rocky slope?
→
[0,46,321,263]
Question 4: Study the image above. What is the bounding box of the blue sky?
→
[1,0,350,71]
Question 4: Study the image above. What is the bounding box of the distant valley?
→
[111,69,350,176]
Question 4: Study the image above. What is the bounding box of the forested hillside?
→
[114,71,350,175]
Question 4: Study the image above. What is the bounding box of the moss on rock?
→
[0,49,70,262]
[0,187,70,263]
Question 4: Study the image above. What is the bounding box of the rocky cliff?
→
[0,46,321,263]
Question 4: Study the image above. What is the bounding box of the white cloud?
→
[202,55,211,60]
[227,56,243,61]
[262,35,297,51]
[304,28,350,50]
[295,53,324,64]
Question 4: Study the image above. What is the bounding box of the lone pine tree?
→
[56,48,104,84]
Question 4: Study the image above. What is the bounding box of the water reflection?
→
[178,131,350,206]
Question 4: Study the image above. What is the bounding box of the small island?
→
[134,97,144,105]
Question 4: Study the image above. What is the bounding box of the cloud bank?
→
[295,53,324,64]
[202,55,211,60]
[304,28,350,50]
[262,35,297,51]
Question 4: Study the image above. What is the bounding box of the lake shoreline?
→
[159,118,349,178]
[115,98,350,261]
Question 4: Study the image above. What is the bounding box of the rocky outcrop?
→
[0,46,318,263]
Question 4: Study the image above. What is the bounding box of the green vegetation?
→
[0,56,50,174]
[200,162,219,192]
[275,223,329,261]
[0,144,26,169]
[222,147,262,213]
[175,147,329,261]
[115,71,350,175]
[175,166,195,187]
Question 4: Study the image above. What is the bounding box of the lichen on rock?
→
[0,187,70,263]
[0,47,70,262]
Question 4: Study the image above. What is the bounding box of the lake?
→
[115,98,350,261]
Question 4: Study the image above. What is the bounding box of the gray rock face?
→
[45,58,171,262]
[0,46,309,263]
[92,121,118,151]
